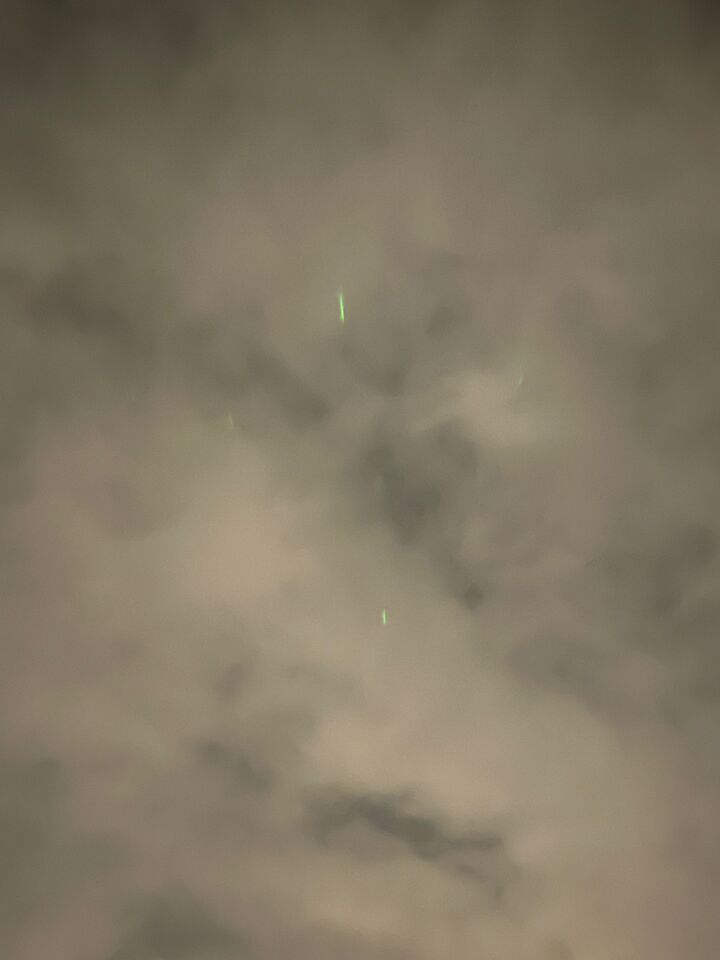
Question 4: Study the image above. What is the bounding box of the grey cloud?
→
[305,788,511,891]
[110,885,249,960]
[0,756,65,931]
[192,738,273,794]
[2,1,720,959]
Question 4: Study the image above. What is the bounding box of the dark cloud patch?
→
[359,419,494,607]
[361,422,479,544]
[110,885,249,960]
[36,258,156,357]
[598,522,717,631]
[0,0,255,97]
[0,257,164,439]
[192,738,273,794]
[0,756,65,939]
[542,939,575,960]
[214,660,256,704]
[506,630,621,716]
[306,789,507,883]
[232,342,330,430]
[176,315,330,431]
[362,437,444,544]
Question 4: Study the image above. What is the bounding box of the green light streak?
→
[381,608,388,625]
[338,290,345,324]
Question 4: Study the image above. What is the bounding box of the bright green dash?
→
[338,291,345,324]
[381,608,388,625]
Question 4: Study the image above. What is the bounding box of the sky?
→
[1,1,719,958]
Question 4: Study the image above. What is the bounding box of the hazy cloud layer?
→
[1,2,719,958]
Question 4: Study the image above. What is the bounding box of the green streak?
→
[381,608,387,625]
[338,291,345,324]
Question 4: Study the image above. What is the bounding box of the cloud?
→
[1,1,719,959]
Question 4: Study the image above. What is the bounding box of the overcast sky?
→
[1,1,719,958]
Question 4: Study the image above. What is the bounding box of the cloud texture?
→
[1,2,719,958]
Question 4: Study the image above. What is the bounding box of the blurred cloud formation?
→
[1,2,719,958]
